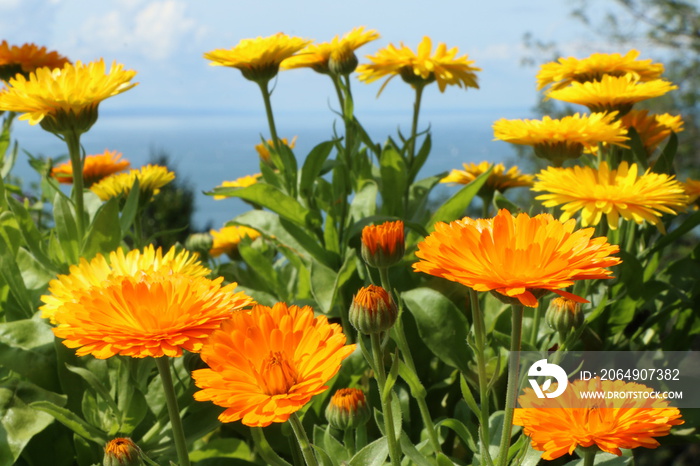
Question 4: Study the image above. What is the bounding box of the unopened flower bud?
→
[349,285,398,334]
[185,232,214,257]
[103,437,144,466]
[361,220,405,268]
[545,297,584,335]
[325,388,371,430]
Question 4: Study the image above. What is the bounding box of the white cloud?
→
[133,1,196,59]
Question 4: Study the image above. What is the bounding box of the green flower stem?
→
[257,80,295,196]
[496,304,524,466]
[250,427,291,466]
[529,301,543,347]
[469,288,494,466]
[64,129,85,240]
[355,423,368,451]
[154,357,190,466]
[288,412,318,466]
[582,447,598,466]
[343,428,355,456]
[379,267,441,456]
[407,84,425,172]
[370,332,401,466]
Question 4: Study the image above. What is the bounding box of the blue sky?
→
[0,0,621,116]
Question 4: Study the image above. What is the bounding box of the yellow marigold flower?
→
[51,270,254,359]
[325,388,371,430]
[536,50,665,91]
[103,438,143,466]
[413,209,621,307]
[0,59,137,134]
[514,378,683,460]
[282,27,379,75]
[493,113,628,165]
[51,150,130,187]
[684,179,700,206]
[0,40,70,80]
[534,161,689,233]
[255,136,297,165]
[213,174,261,200]
[204,33,311,83]
[357,36,480,93]
[192,302,356,427]
[440,161,534,193]
[209,225,262,258]
[361,220,405,268]
[90,164,174,201]
[621,110,684,155]
[40,245,210,323]
[547,75,677,115]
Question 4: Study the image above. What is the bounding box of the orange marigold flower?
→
[514,378,683,460]
[361,220,405,268]
[536,50,665,91]
[192,302,356,427]
[51,270,254,359]
[440,161,534,193]
[413,209,621,307]
[209,225,262,259]
[103,437,142,466]
[51,149,130,187]
[40,245,210,323]
[0,40,70,80]
[621,110,684,155]
[325,388,371,430]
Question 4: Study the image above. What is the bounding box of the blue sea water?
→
[9,106,533,230]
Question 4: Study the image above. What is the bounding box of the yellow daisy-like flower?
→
[357,36,480,93]
[40,245,210,324]
[51,149,130,187]
[536,50,665,91]
[213,174,261,200]
[0,59,137,133]
[256,136,296,166]
[51,270,254,359]
[204,33,311,83]
[440,161,534,194]
[0,41,70,80]
[621,110,684,155]
[210,225,262,259]
[683,179,700,206]
[493,113,628,165]
[90,164,175,201]
[282,27,379,75]
[534,161,689,233]
[547,75,677,115]
[515,378,683,460]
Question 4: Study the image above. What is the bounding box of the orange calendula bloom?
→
[51,150,130,187]
[192,302,356,427]
[213,174,262,200]
[41,245,210,324]
[620,110,684,155]
[536,50,665,91]
[514,378,683,460]
[204,33,311,83]
[440,161,534,193]
[546,74,677,115]
[493,112,628,165]
[349,285,399,334]
[103,437,142,466]
[90,164,175,201]
[413,209,621,307]
[357,36,480,93]
[282,27,379,75]
[325,388,371,430]
[534,161,689,233]
[51,270,254,359]
[361,220,405,268]
[0,41,70,80]
[209,225,262,258]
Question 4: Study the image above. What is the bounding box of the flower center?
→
[259,351,298,396]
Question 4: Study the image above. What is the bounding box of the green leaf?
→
[382,349,400,403]
[348,180,378,222]
[0,319,60,390]
[402,287,472,373]
[651,131,677,175]
[0,378,67,466]
[65,364,120,415]
[188,438,254,462]
[398,431,434,466]
[53,194,80,265]
[29,400,108,445]
[82,197,121,260]
[425,167,492,232]
[379,146,407,217]
[238,238,283,299]
[408,133,432,184]
[436,418,477,454]
[309,260,338,315]
[119,177,141,234]
[300,141,335,198]
[348,437,388,466]
[407,175,442,222]
[562,451,633,465]
[0,247,34,320]
[647,209,700,256]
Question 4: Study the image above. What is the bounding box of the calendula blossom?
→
[514,378,683,460]
[0,41,70,80]
[547,74,677,115]
[90,164,174,201]
[440,161,534,193]
[357,36,480,93]
[413,209,621,307]
[192,302,356,427]
[621,110,684,155]
[534,161,689,233]
[209,225,262,258]
[361,220,405,268]
[213,174,261,200]
[537,50,665,91]
[256,136,296,166]
[51,149,130,187]
[493,112,628,165]
[684,179,700,206]
[204,33,311,83]
[0,59,137,133]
